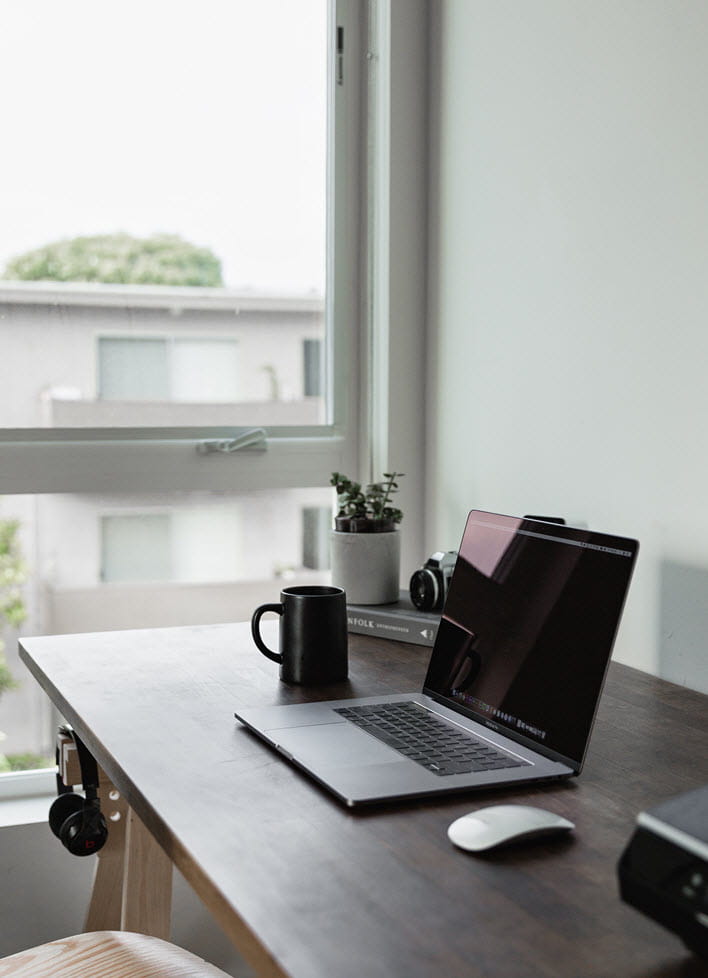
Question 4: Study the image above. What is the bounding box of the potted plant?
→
[330,472,404,605]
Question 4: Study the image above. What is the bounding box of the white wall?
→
[426,1,708,691]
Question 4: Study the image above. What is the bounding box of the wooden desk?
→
[19,623,708,978]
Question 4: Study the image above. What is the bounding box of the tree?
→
[4,232,223,287]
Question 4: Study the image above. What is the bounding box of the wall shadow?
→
[659,560,708,695]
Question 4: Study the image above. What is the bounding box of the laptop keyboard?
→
[334,701,531,777]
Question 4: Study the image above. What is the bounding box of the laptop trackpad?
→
[268,721,404,769]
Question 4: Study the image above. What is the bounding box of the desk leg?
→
[120,805,173,939]
[83,774,128,932]
[83,770,173,939]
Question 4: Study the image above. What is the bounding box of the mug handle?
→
[251,603,284,664]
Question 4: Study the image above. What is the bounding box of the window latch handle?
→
[197,427,267,455]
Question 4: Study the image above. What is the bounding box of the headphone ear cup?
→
[49,793,84,839]
[61,804,108,857]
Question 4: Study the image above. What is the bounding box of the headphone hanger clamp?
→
[49,725,108,857]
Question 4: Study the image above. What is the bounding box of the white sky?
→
[0,1,327,293]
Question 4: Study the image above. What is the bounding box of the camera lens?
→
[409,569,440,610]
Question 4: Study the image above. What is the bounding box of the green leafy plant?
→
[0,752,52,773]
[0,518,27,770]
[330,471,404,532]
[3,232,223,287]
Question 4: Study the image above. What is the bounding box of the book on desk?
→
[346,589,440,647]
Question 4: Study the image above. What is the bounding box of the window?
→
[0,0,364,779]
[99,340,171,402]
[0,0,363,481]
[0,0,362,464]
[98,338,241,403]
[101,515,172,582]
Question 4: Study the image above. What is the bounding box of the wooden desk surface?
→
[19,623,708,978]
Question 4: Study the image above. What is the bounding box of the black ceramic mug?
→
[251,585,348,684]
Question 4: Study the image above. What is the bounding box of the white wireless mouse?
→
[448,804,575,852]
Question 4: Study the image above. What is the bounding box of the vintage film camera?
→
[409,551,458,611]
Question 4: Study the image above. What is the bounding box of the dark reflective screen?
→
[424,512,638,766]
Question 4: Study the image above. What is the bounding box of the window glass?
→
[101,515,172,582]
[99,340,170,401]
[0,488,333,769]
[98,337,242,403]
[171,340,240,403]
[0,0,363,778]
[0,0,328,429]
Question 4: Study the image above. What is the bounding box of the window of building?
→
[98,340,171,402]
[98,338,241,403]
[101,514,172,582]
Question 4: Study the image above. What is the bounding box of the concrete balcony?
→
[43,572,330,636]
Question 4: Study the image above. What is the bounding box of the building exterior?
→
[0,282,331,760]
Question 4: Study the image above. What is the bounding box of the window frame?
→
[0,0,431,800]
[0,0,364,497]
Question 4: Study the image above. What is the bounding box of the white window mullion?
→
[0,433,351,495]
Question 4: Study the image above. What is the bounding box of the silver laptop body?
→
[236,511,638,807]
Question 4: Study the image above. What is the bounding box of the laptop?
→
[235,510,638,807]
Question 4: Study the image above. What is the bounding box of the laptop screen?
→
[423,511,638,768]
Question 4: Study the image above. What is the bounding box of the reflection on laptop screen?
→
[423,512,638,767]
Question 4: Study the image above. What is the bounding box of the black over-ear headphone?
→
[49,727,108,857]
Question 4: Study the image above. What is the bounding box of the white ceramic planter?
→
[330,529,400,605]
